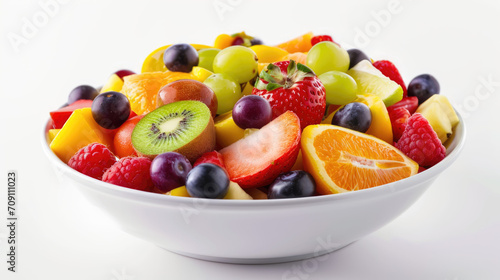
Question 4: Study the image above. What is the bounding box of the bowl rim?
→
[41,110,466,208]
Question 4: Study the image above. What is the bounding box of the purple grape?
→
[268,171,316,199]
[91,91,130,129]
[332,102,372,133]
[250,38,263,46]
[408,74,440,104]
[150,152,192,193]
[347,49,371,69]
[163,44,199,73]
[232,95,272,129]
[68,85,99,104]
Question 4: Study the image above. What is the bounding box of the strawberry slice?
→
[388,96,418,114]
[388,107,411,142]
[220,111,301,188]
[252,60,326,130]
[373,60,407,97]
[311,35,336,46]
[50,100,93,129]
[193,151,226,170]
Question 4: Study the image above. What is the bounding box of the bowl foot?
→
[159,241,354,264]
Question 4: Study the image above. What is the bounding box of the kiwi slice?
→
[132,100,215,162]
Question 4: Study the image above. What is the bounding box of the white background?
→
[1,0,500,279]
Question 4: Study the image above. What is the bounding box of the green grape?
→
[203,73,242,115]
[212,46,258,84]
[319,71,358,105]
[197,48,220,72]
[306,41,350,76]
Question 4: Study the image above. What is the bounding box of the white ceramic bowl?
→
[42,113,465,264]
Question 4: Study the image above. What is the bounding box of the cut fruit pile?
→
[47,31,459,200]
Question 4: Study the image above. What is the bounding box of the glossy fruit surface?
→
[347,49,371,69]
[197,48,220,72]
[332,102,372,133]
[213,111,245,149]
[232,95,272,129]
[92,91,131,129]
[408,74,440,104]
[163,44,199,73]
[301,125,418,194]
[50,100,93,129]
[268,171,316,199]
[142,44,211,73]
[318,71,358,105]
[186,163,230,199]
[213,46,258,84]
[220,111,301,188]
[306,41,350,75]
[275,32,313,53]
[203,73,242,115]
[158,79,217,118]
[115,70,135,80]
[121,71,195,115]
[150,152,192,193]
[113,115,144,158]
[68,85,99,104]
[252,60,326,130]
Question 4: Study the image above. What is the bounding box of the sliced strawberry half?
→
[50,99,93,129]
[373,60,407,97]
[219,111,301,188]
[388,96,418,115]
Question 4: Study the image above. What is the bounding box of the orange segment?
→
[121,71,195,115]
[281,52,308,65]
[275,32,314,53]
[301,125,418,194]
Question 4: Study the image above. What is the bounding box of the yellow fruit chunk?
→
[100,74,123,93]
[47,129,61,144]
[141,44,212,73]
[224,182,253,200]
[168,186,190,197]
[244,188,268,199]
[50,108,113,163]
[322,94,393,144]
[250,45,289,63]
[275,32,314,53]
[258,62,270,74]
[191,66,213,82]
[241,82,254,96]
[301,125,418,194]
[416,95,459,143]
[121,71,195,115]
[213,34,234,50]
[214,111,245,149]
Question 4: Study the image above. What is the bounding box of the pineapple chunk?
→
[417,101,452,143]
[418,95,459,128]
[50,108,113,163]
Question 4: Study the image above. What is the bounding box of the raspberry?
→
[193,151,225,169]
[373,60,407,97]
[388,107,411,142]
[311,35,334,46]
[102,157,153,192]
[68,143,116,180]
[395,113,446,167]
[388,96,418,114]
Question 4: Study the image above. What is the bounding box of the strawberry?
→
[388,107,411,142]
[193,151,226,170]
[252,60,326,130]
[388,96,418,114]
[219,111,301,188]
[373,60,407,97]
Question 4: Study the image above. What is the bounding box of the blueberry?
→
[268,171,316,199]
[347,49,371,69]
[250,38,263,46]
[91,91,130,129]
[408,74,440,104]
[332,102,372,133]
[163,44,199,73]
[185,163,230,199]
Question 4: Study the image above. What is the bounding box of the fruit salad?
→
[46,32,460,200]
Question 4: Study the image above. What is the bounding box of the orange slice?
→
[301,125,418,194]
[281,52,308,65]
[121,71,195,115]
[275,32,314,53]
